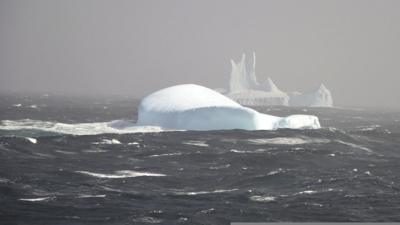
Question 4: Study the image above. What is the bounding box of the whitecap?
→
[250,195,276,202]
[82,149,108,153]
[93,139,121,145]
[173,189,238,196]
[77,194,106,198]
[19,197,52,202]
[199,208,215,214]
[296,190,317,195]
[221,139,238,143]
[247,137,329,145]
[148,152,182,158]
[229,149,248,153]
[0,178,10,183]
[132,217,162,224]
[209,164,231,170]
[335,140,373,153]
[55,150,77,155]
[305,202,324,207]
[76,170,166,179]
[182,140,209,147]
[267,168,284,175]
[25,137,37,144]
[292,188,339,196]
[127,142,140,145]
[230,149,270,154]
[178,217,188,222]
[0,119,173,136]
[355,125,380,131]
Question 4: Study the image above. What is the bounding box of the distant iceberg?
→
[222,53,333,107]
[288,84,333,107]
[137,84,320,131]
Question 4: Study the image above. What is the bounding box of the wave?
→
[250,188,339,203]
[25,137,37,144]
[267,168,286,175]
[354,125,380,131]
[76,194,106,198]
[132,217,163,224]
[335,140,373,153]
[0,119,330,138]
[147,152,183,158]
[75,170,166,179]
[246,137,330,145]
[249,195,276,202]
[182,140,209,147]
[19,197,53,202]
[230,149,271,154]
[0,119,176,136]
[92,139,122,145]
[173,188,239,196]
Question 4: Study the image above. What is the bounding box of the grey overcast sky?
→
[0,0,399,108]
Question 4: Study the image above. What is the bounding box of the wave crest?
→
[0,119,172,136]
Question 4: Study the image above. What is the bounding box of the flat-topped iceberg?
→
[137,84,320,131]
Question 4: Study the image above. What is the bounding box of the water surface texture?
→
[1,94,400,224]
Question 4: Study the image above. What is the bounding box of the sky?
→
[0,0,399,108]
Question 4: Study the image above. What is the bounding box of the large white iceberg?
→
[137,84,320,131]
[224,53,333,107]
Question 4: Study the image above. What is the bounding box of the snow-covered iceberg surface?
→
[137,84,320,131]
[223,52,333,107]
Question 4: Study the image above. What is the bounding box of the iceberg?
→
[288,84,333,107]
[0,84,321,134]
[224,53,333,107]
[137,84,320,131]
[226,53,289,106]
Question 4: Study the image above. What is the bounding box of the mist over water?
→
[1,0,400,108]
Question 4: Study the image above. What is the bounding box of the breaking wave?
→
[246,137,330,145]
[172,189,239,196]
[19,197,53,202]
[0,119,174,136]
[75,170,166,179]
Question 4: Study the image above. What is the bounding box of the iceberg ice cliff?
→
[227,53,289,106]
[137,84,320,131]
[224,53,333,107]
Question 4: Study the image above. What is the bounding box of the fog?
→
[1,0,399,108]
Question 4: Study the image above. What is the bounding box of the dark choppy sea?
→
[1,94,400,225]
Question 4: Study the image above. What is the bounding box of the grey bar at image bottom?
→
[232,223,400,225]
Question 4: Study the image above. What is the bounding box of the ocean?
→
[1,94,400,224]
